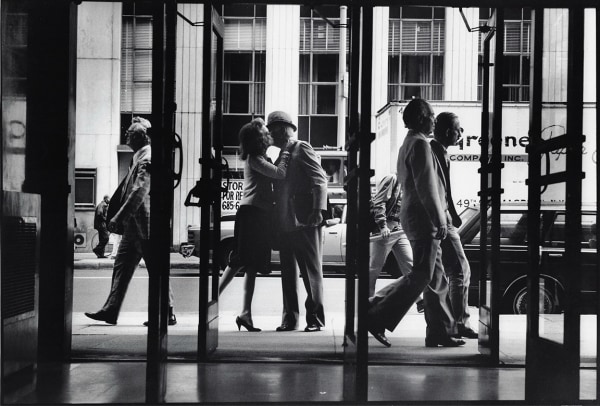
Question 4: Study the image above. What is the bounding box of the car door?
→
[322,202,346,264]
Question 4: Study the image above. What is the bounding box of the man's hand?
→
[107,219,118,233]
[435,224,448,240]
[307,209,323,227]
[380,225,391,239]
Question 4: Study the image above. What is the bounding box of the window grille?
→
[222,6,266,148]
[75,168,97,209]
[478,8,531,102]
[298,6,347,148]
[387,7,445,102]
[121,5,153,114]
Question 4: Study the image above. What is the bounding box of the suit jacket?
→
[112,144,151,240]
[274,140,328,233]
[430,138,461,227]
[396,130,448,240]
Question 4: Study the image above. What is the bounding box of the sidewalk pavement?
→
[74,251,199,270]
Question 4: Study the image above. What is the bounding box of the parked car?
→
[458,203,597,314]
[179,198,403,277]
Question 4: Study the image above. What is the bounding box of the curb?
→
[74,255,199,270]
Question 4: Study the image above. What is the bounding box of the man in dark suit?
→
[267,111,328,332]
[93,194,110,258]
[431,112,478,339]
[368,98,464,348]
[85,119,176,326]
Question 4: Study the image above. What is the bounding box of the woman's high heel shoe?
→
[236,316,261,332]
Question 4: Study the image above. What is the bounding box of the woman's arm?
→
[249,152,291,179]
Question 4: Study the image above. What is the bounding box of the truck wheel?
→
[502,277,563,314]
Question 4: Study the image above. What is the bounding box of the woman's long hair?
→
[239,118,270,160]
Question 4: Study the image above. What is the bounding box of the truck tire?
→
[502,276,563,314]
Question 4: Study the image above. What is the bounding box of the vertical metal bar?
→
[147,0,177,402]
[479,27,492,341]
[524,8,543,393]
[345,5,360,341]
[337,6,347,147]
[356,6,373,403]
[563,7,584,398]
[342,5,360,402]
[596,6,600,400]
[198,1,213,361]
[210,4,224,344]
[489,7,504,365]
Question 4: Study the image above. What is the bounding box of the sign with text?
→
[221,180,244,214]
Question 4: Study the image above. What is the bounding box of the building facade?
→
[73,3,596,249]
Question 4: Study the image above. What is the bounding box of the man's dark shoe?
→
[456,326,478,339]
[143,308,177,326]
[85,310,117,325]
[425,336,465,347]
[304,324,321,332]
[368,326,391,347]
[275,324,297,332]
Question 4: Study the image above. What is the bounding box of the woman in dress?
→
[218,117,292,332]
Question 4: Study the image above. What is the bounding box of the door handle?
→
[329,231,338,235]
[548,253,563,258]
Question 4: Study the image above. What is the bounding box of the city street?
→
[71,263,594,366]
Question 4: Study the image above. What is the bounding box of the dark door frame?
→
[4,0,596,403]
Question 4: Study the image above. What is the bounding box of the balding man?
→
[85,118,176,326]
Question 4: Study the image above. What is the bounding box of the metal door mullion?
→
[525,8,544,358]
[597,7,600,400]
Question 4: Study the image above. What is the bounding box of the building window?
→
[388,6,445,102]
[121,3,153,142]
[75,169,97,210]
[299,6,347,148]
[478,8,531,102]
[2,6,28,99]
[222,4,266,149]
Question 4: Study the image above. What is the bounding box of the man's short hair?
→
[402,98,431,130]
[434,112,458,138]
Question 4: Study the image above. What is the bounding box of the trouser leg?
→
[424,241,457,338]
[369,237,394,298]
[95,227,109,253]
[389,231,423,302]
[279,235,300,328]
[291,227,325,327]
[101,235,142,318]
[442,225,471,328]
[369,238,438,332]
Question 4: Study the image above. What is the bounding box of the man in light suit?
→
[368,99,463,348]
[267,111,328,332]
[431,112,478,339]
[85,118,176,325]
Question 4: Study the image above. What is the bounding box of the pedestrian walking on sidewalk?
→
[93,195,110,258]
[369,173,424,313]
[431,111,478,339]
[367,98,463,348]
[85,117,176,326]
